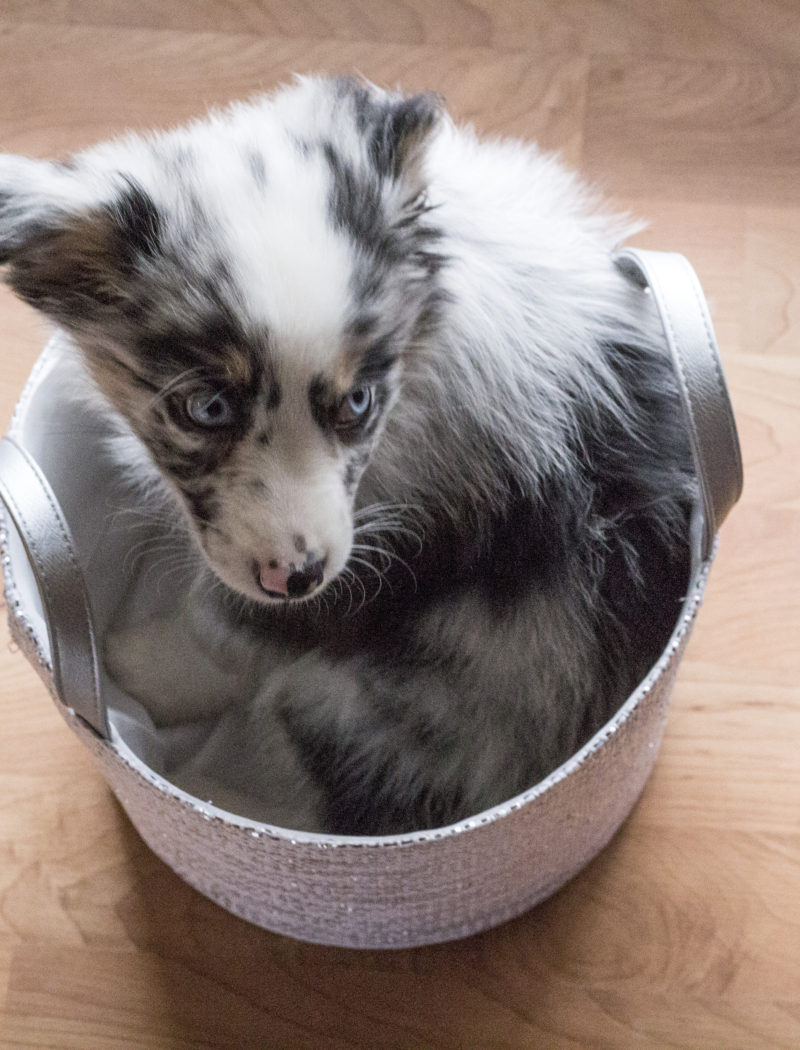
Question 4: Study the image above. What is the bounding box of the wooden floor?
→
[1,3,798,1048]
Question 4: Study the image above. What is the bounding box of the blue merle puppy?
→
[0,76,693,834]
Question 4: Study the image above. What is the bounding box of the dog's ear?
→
[369,91,442,187]
[0,155,159,329]
[333,77,442,191]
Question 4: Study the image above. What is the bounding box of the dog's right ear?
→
[0,155,148,330]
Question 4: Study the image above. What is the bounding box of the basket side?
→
[62,617,691,949]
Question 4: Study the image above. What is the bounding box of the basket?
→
[0,249,742,949]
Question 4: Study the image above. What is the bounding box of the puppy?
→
[0,76,693,834]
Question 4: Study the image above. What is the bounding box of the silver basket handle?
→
[616,249,744,562]
[0,434,106,737]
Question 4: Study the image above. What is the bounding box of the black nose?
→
[286,557,326,598]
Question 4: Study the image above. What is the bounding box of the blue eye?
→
[185,388,233,428]
[335,385,373,429]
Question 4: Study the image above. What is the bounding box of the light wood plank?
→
[583,56,800,204]
[0,22,587,159]
[1,1,799,65]
[745,206,800,356]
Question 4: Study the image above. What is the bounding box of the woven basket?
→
[0,249,742,949]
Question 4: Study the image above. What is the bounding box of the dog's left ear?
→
[332,77,442,191]
[370,91,442,188]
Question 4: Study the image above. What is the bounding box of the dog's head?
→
[0,77,444,603]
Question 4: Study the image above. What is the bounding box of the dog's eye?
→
[185,388,233,428]
[335,385,373,430]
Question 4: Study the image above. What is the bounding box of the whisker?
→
[341,564,367,615]
[351,501,427,559]
[121,536,192,578]
[351,542,419,593]
[136,550,200,600]
[145,366,205,410]
[350,540,393,573]
[347,554,391,608]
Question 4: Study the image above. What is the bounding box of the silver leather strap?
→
[0,435,106,737]
[616,249,743,561]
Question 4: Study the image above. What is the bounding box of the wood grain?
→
[0,3,798,1048]
[1,1,799,63]
[583,56,800,203]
